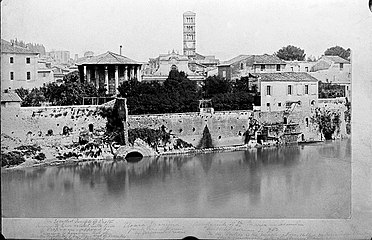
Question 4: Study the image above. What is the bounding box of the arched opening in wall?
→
[301,134,305,141]
[62,126,72,135]
[283,117,288,124]
[89,123,94,132]
[305,118,309,127]
[311,100,315,106]
[125,151,143,162]
[231,126,234,130]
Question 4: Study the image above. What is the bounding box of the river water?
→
[1,139,350,218]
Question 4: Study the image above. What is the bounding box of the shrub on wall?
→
[197,125,213,149]
[128,128,171,149]
[1,151,25,167]
[98,106,125,144]
[311,108,341,140]
[344,99,351,134]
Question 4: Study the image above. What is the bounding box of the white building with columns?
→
[76,51,142,95]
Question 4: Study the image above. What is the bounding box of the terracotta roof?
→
[1,91,22,102]
[1,39,39,54]
[221,54,285,66]
[77,51,140,65]
[322,55,350,64]
[254,72,318,82]
[249,54,285,64]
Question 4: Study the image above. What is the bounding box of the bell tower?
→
[183,11,196,59]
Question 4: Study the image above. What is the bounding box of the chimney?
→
[120,45,122,55]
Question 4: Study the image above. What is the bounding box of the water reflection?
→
[1,139,351,218]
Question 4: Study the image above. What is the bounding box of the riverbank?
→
[0,138,299,171]
[1,131,350,171]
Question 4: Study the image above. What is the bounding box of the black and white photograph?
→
[1,0,371,239]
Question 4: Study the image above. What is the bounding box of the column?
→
[83,66,87,82]
[130,66,134,80]
[105,66,109,95]
[124,66,128,81]
[115,65,119,95]
[134,66,137,80]
[86,68,91,83]
[95,66,99,89]
[136,66,141,82]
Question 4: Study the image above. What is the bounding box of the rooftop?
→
[1,91,22,102]
[221,54,285,66]
[322,55,350,64]
[183,11,196,15]
[76,51,141,65]
[254,72,318,82]
[1,39,39,55]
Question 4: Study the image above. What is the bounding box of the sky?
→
[1,0,367,62]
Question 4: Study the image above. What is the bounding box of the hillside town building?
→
[283,60,316,73]
[142,50,205,84]
[46,50,71,64]
[217,54,286,81]
[76,51,142,95]
[309,55,351,99]
[37,59,54,86]
[1,39,40,91]
[255,72,319,113]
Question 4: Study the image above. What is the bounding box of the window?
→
[288,85,292,95]
[261,65,266,71]
[266,103,270,107]
[266,85,271,96]
[305,85,309,94]
[26,57,31,64]
[27,72,31,80]
[340,63,344,70]
[305,67,309,72]
[291,67,294,72]
[222,71,226,78]
[10,72,14,80]
[276,64,281,71]
[278,102,282,107]
[240,62,244,70]
[305,118,309,127]
[10,57,14,63]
